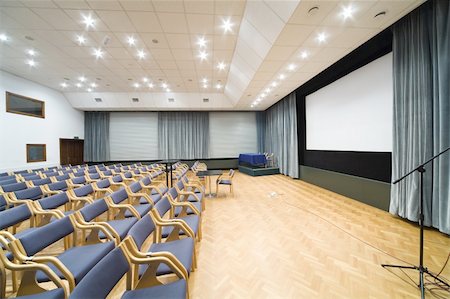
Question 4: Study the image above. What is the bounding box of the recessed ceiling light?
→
[25,35,34,41]
[261,93,267,98]
[148,83,154,88]
[76,35,86,45]
[87,88,92,92]
[133,83,140,88]
[278,74,285,80]
[222,18,233,33]
[250,104,255,108]
[142,77,149,82]
[93,48,104,59]
[198,51,208,61]
[82,14,95,29]
[217,61,226,70]
[203,84,208,88]
[316,32,327,43]
[288,63,296,71]
[26,59,36,67]
[256,97,261,102]
[76,83,82,88]
[308,6,319,15]
[137,49,146,59]
[0,33,8,42]
[265,87,271,93]
[197,36,206,47]
[215,83,222,89]
[79,76,86,82]
[161,83,168,88]
[374,11,387,19]
[127,36,136,46]
[60,82,68,88]
[300,50,309,59]
[341,5,354,20]
[27,49,36,56]
[271,82,278,87]
[166,88,171,92]
[90,82,97,88]
[152,39,159,44]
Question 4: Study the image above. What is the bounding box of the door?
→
[60,138,84,166]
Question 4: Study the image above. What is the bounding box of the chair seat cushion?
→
[174,202,202,216]
[98,218,138,240]
[124,204,152,218]
[161,215,199,238]
[186,193,203,202]
[217,179,232,185]
[15,288,65,299]
[122,279,186,299]
[139,237,194,276]
[36,242,114,283]
[139,193,162,205]
[152,186,168,195]
[3,228,40,260]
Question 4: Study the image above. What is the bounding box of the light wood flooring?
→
[5,171,450,298]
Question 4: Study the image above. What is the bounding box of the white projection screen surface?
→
[306,53,393,152]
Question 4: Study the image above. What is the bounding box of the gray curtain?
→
[158,112,209,160]
[256,111,266,153]
[84,112,110,162]
[390,0,450,235]
[264,92,299,178]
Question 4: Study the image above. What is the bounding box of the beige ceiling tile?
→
[309,47,351,63]
[186,14,215,34]
[321,1,375,27]
[157,13,189,33]
[163,70,181,78]
[246,80,268,89]
[166,34,191,49]
[179,69,197,77]
[86,0,123,10]
[289,1,338,25]
[2,7,53,30]
[89,31,124,48]
[212,35,237,50]
[328,27,377,48]
[212,50,233,63]
[21,1,57,8]
[276,24,315,46]
[214,0,246,16]
[34,30,77,47]
[252,72,275,81]
[150,48,174,60]
[257,60,284,72]
[106,47,134,59]
[265,46,297,61]
[54,0,90,9]
[157,60,178,69]
[96,10,135,32]
[60,46,92,58]
[127,11,163,32]
[1,1,24,7]
[119,0,153,11]
[64,9,109,31]
[184,0,214,14]
[140,33,170,49]
[213,15,241,35]
[139,59,161,70]
[171,49,194,60]
[302,26,345,47]
[152,0,184,13]
[176,60,195,70]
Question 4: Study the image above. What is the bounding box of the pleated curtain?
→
[84,111,110,162]
[390,0,450,234]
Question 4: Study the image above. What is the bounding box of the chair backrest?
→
[37,192,69,210]
[154,196,171,218]
[168,187,179,200]
[96,166,107,171]
[229,169,235,177]
[109,188,128,204]
[14,186,43,200]
[141,176,151,186]
[73,184,94,197]
[1,182,28,193]
[128,181,142,193]
[0,175,16,182]
[71,176,86,185]
[45,172,61,178]
[102,170,113,176]
[79,199,108,222]
[54,174,71,181]
[175,180,184,191]
[72,170,85,177]
[0,178,18,186]
[0,204,33,230]
[111,175,123,183]
[69,247,129,299]
[17,217,74,256]
[0,172,9,177]
[30,178,52,186]
[22,174,43,181]
[48,180,68,191]
[14,170,31,175]
[0,194,7,208]
[88,173,101,180]
[123,172,133,179]
[96,179,111,189]
[126,214,156,249]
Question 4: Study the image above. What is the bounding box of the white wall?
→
[306,53,393,152]
[209,112,257,158]
[0,70,84,172]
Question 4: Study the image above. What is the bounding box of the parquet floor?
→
[4,171,450,298]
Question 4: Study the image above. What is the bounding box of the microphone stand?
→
[381,146,450,299]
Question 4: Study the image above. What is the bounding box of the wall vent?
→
[168,98,175,102]
[203,98,209,103]
[132,97,139,102]
[94,98,102,102]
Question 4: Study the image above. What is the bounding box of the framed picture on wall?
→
[26,144,46,163]
[6,91,45,118]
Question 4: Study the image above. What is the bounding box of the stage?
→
[238,164,279,176]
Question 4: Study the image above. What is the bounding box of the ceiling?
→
[0,0,423,111]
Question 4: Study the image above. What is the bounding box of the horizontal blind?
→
[209,112,257,158]
[110,112,158,160]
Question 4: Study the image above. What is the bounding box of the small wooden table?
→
[197,170,224,198]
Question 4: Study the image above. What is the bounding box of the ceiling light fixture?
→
[217,61,226,70]
[0,33,8,42]
[93,48,104,59]
[133,82,140,88]
[203,84,208,88]
[278,74,285,80]
[82,14,95,29]
[79,76,86,82]
[148,83,154,88]
[288,63,296,71]
[137,49,146,59]
[76,35,86,45]
[265,87,271,93]
[60,82,68,88]
[76,83,82,88]
[316,32,327,43]
[222,18,233,33]
[197,36,206,47]
[341,5,354,20]
[250,104,255,108]
[127,36,136,46]
[26,59,36,67]
[216,83,222,89]
[87,88,92,92]
[161,83,168,89]
[198,51,208,61]
[142,77,149,82]
[271,82,278,87]
[166,88,171,92]
[300,50,309,59]
[27,49,36,56]
[202,78,208,83]
[90,82,97,88]
[261,93,267,98]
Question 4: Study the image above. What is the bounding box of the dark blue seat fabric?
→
[139,237,194,277]
[69,247,129,299]
[109,188,128,204]
[73,184,94,197]
[0,204,33,230]
[0,194,11,211]
[111,175,124,183]
[79,199,109,221]
[22,175,43,181]
[121,279,186,299]
[14,187,44,201]
[14,288,65,299]
[36,242,114,283]
[2,182,28,193]
[0,178,18,186]
[88,173,101,180]
[30,178,52,186]
[15,170,31,175]
[44,172,61,178]
[126,215,155,249]
[48,181,68,192]
[53,174,70,182]
[217,179,232,185]
[139,193,161,205]
[174,202,201,217]
[161,215,199,238]
[37,193,69,210]
[98,218,137,240]
[71,176,86,185]
[124,204,151,218]
[186,193,203,203]
[72,171,85,177]
[96,179,111,188]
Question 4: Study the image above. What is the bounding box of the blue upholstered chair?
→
[69,245,188,299]
[106,188,150,219]
[0,194,11,211]
[99,170,114,179]
[50,174,71,182]
[0,182,28,195]
[42,180,69,196]
[21,174,44,182]
[108,175,128,191]
[9,216,116,292]
[8,186,46,206]
[67,176,87,189]
[216,169,235,196]
[126,181,162,205]
[120,171,136,185]
[33,193,73,226]
[69,170,85,178]
[86,173,101,183]
[28,177,52,187]
[0,178,18,186]
[167,188,202,218]
[174,180,204,211]
[181,175,205,195]
[92,178,114,199]
[66,184,95,209]
[139,176,169,196]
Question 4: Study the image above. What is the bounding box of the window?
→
[26,144,46,163]
[6,92,45,118]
